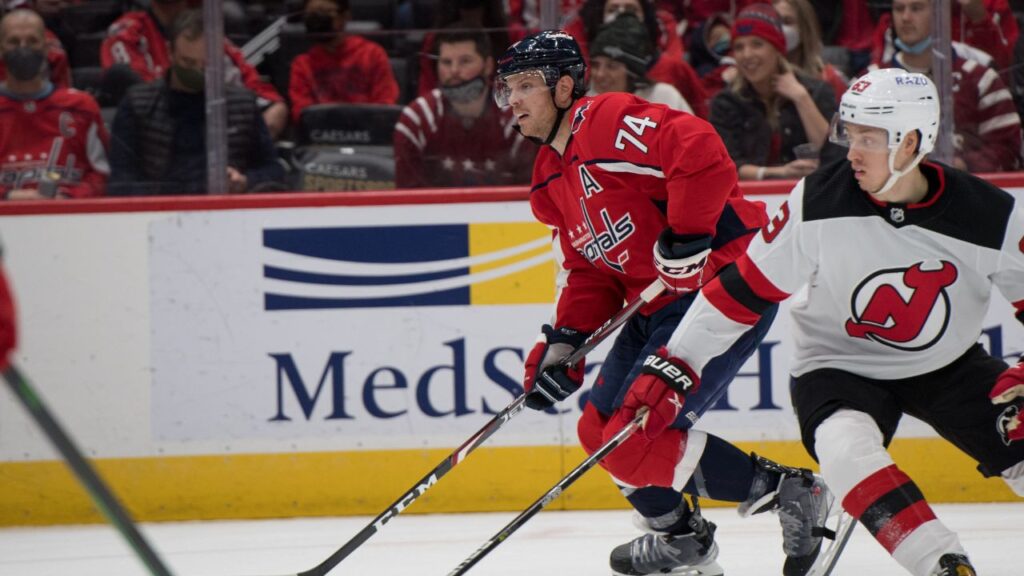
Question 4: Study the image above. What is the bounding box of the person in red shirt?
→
[495,30,836,576]
[288,0,398,125]
[100,0,288,138]
[0,9,108,199]
[394,26,533,188]
[871,0,1019,73]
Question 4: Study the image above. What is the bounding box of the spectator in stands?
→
[0,0,70,88]
[289,0,398,125]
[874,0,1022,172]
[773,0,848,104]
[100,0,289,139]
[808,0,878,78]
[394,26,534,188]
[507,0,585,30]
[0,9,108,199]
[565,0,710,118]
[417,0,525,99]
[709,3,835,181]
[871,0,1019,73]
[688,12,738,100]
[587,13,694,113]
[108,10,284,196]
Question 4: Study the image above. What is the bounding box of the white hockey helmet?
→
[830,68,939,194]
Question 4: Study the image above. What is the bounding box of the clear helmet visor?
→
[828,114,894,153]
[493,69,555,108]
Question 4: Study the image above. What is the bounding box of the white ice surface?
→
[0,503,1020,575]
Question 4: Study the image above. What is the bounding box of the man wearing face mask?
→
[107,10,284,196]
[393,25,534,188]
[288,0,398,125]
[0,9,109,199]
[872,0,1022,173]
[100,0,289,139]
[0,0,71,89]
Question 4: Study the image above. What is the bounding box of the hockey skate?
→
[610,499,723,576]
[932,553,977,576]
[740,454,850,576]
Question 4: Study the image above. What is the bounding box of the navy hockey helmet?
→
[493,30,587,108]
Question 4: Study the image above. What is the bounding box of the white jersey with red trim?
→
[665,160,1024,380]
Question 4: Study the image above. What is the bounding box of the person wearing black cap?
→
[587,13,694,114]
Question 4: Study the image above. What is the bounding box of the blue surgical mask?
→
[895,35,932,55]
[711,37,731,56]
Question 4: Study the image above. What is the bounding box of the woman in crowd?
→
[709,3,835,181]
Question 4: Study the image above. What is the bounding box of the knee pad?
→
[814,409,894,503]
[1003,460,1024,497]
[578,403,608,456]
[601,427,686,489]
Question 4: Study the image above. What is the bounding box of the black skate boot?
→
[739,454,834,576]
[933,553,977,576]
[610,497,723,576]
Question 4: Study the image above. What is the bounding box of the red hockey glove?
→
[523,325,587,411]
[653,229,713,294]
[0,264,16,371]
[991,361,1024,443]
[620,347,700,439]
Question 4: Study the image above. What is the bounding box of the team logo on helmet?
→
[997,404,1021,446]
[845,260,958,351]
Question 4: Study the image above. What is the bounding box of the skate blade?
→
[805,511,856,576]
[611,559,724,576]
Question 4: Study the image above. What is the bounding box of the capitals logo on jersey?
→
[845,260,958,351]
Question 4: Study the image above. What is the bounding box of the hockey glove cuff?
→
[621,347,700,439]
[523,325,588,411]
[653,229,713,294]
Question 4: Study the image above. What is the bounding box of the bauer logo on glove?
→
[642,354,697,393]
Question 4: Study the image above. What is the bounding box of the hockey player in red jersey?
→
[623,68,1024,575]
[495,30,836,576]
[0,9,108,199]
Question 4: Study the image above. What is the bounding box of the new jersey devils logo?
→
[998,404,1021,446]
[845,261,958,351]
[571,101,590,134]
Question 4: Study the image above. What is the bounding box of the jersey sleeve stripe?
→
[702,277,760,325]
[735,254,790,302]
[718,263,776,314]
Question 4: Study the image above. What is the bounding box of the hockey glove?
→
[653,229,713,294]
[523,325,588,411]
[991,361,1024,443]
[621,347,700,439]
[0,264,15,371]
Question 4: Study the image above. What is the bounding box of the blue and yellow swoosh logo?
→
[262,223,555,310]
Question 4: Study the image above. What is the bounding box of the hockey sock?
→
[680,432,756,502]
[624,486,691,534]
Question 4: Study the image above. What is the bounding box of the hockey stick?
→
[808,510,856,576]
[1,365,173,576]
[447,408,649,576]
[296,281,666,576]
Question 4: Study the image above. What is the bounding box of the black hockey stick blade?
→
[1,365,174,576]
[292,282,665,576]
[446,408,649,576]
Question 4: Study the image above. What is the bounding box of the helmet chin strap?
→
[872,147,927,197]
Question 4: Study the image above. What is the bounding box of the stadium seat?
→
[70,31,107,69]
[71,66,105,97]
[390,56,412,104]
[296,103,403,147]
[291,145,396,192]
[59,1,121,35]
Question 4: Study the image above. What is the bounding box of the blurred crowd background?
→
[1,0,1023,197]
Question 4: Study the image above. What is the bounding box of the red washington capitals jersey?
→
[0,87,109,198]
[530,92,767,332]
[665,160,1024,380]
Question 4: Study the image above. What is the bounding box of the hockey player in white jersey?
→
[608,67,1024,576]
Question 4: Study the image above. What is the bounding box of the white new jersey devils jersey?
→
[666,160,1024,380]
